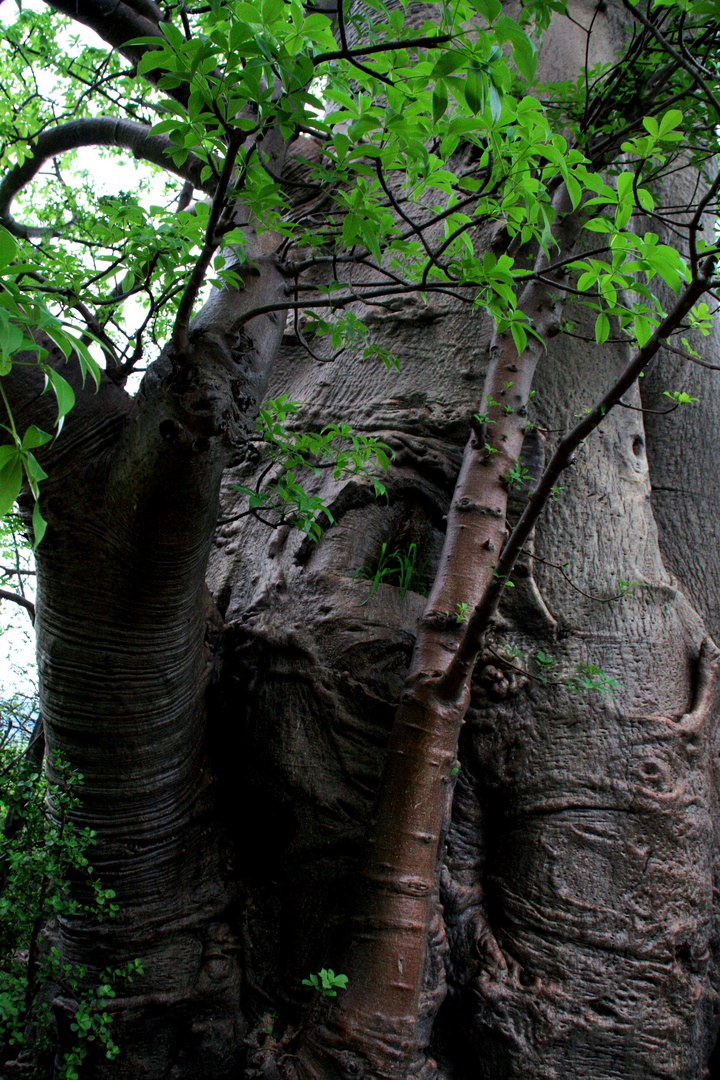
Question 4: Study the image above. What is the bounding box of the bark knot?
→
[455,497,479,513]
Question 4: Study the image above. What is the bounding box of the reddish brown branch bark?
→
[441,252,716,700]
[292,181,579,1077]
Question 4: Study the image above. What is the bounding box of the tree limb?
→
[0,117,215,239]
[440,254,717,700]
[0,589,35,623]
[314,31,453,64]
[43,0,173,90]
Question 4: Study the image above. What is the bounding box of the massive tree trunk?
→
[206,262,720,1078]
[3,254,289,1076]
[3,1,720,1077]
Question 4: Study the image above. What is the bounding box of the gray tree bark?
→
[207,269,720,1078]
[4,2,720,1077]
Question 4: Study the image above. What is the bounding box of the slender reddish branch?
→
[296,181,581,1078]
[297,182,717,1073]
[440,253,717,701]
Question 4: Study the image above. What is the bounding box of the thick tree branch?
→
[0,118,214,239]
[43,0,173,88]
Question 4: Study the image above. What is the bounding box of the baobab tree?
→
[1,0,720,1077]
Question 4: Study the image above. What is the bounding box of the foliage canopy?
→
[0,0,719,539]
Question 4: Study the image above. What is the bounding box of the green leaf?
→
[615,203,633,230]
[566,174,582,211]
[594,312,610,344]
[583,218,612,233]
[74,339,102,390]
[0,310,23,359]
[24,451,47,485]
[430,51,467,79]
[510,321,527,356]
[468,0,502,21]
[433,80,449,123]
[616,172,634,202]
[658,108,683,137]
[465,66,485,115]
[0,450,23,517]
[21,425,52,451]
[0,227,17,271]
[487,81,501,123]
[495,15,537,83]
[32,499,47,547]
[636,188,654,212]
[633,314,652,347]
[46,370,75,422]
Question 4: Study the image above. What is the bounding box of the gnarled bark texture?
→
[206,262,720,1078]
[6,3,720,1078]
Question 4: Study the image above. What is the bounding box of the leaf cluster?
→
[0,0,719,538]
[301,967,348,997]
[0,747,141,1076]
[233,395,391,539]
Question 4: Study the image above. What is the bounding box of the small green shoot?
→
[492,568,515,588]
[261,1011,278,1036]
[302,968,348,997]
[504,463,535,489]
[454,602,469,623]
[535,649,554,683]
[663,390,698,404]
[567,662,623,694]
[354,542,424,602]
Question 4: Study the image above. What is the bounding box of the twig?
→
[314,32,452,64]
[0,589,35,622]
[526,548,627,602]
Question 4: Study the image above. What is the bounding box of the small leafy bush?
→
[0,742,141,1076]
